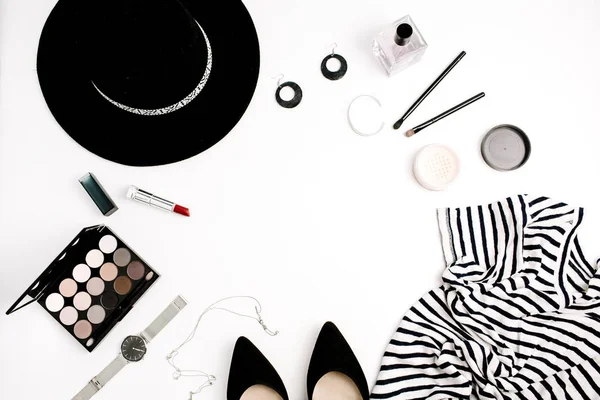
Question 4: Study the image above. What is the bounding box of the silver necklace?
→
[166,296,278,400]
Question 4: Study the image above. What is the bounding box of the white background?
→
[1,0,600,399]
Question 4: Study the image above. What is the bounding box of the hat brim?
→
[37,0,260,167]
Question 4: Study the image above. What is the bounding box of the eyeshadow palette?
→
[6,225,159,352]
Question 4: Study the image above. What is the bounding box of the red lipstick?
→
[173,204,191,217]
[127,185,190,217]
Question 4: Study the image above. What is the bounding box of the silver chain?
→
[165,296,278,400]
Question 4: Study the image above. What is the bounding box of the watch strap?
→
[140,295,187,343]
[72,354,128,400]
[72,296,187,400]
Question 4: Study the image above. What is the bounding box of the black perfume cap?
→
[394,23,413,46]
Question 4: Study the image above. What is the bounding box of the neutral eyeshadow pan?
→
[100,263,118,281]
[87,305,106,324]
[73,264,91,283]
[74,320,92,339]
[100,291,119,309]
[59,306,78,326]
[46,293,64,312]
[74,292,92,311]
[99,235,118,254]
[113,248,131,267]
[114,276,132,295]
[127,261,145,280]
[59,278,78,297]
[86,277,105,296]
[86,249,104,268]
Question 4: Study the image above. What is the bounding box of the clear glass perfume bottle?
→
[373,15,428,76]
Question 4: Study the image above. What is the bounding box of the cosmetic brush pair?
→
[394,51,485,137]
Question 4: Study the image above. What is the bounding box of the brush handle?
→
[413,92,485,134]
[393,51,466,130]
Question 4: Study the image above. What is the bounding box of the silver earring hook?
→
[271,74,284,87]
[330,43,338,55]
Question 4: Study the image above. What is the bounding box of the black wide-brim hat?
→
[38,0,260,166]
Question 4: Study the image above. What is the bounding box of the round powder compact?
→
[481,124,531,171]
[413,144,460,191]
[347,95,384,136]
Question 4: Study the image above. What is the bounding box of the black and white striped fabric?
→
[372,195,600,400]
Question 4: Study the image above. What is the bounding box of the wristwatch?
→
[72,295,188,400]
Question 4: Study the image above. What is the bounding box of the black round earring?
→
[321,44,347,81]
[275,76,302,109]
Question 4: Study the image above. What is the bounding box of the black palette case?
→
[6,225,159,352]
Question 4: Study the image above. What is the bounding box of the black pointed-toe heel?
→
[227,337,289,400]
[307,322,370,400]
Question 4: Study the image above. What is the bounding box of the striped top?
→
[372,195,600,400]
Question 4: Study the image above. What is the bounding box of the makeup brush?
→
[393,51,466,130]
[405,92,485,137]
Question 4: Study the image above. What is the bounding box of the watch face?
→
[121,335,147,362]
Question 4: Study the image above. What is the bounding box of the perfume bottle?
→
[373,15,428,76]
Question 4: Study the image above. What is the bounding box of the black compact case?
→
[6,225,159,352]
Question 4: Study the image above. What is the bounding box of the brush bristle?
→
[393,119,404,130]
[406,129,416,137]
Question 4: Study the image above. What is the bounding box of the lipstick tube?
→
[126,185,190,217]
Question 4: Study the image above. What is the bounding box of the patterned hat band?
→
[91,20,212,116]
